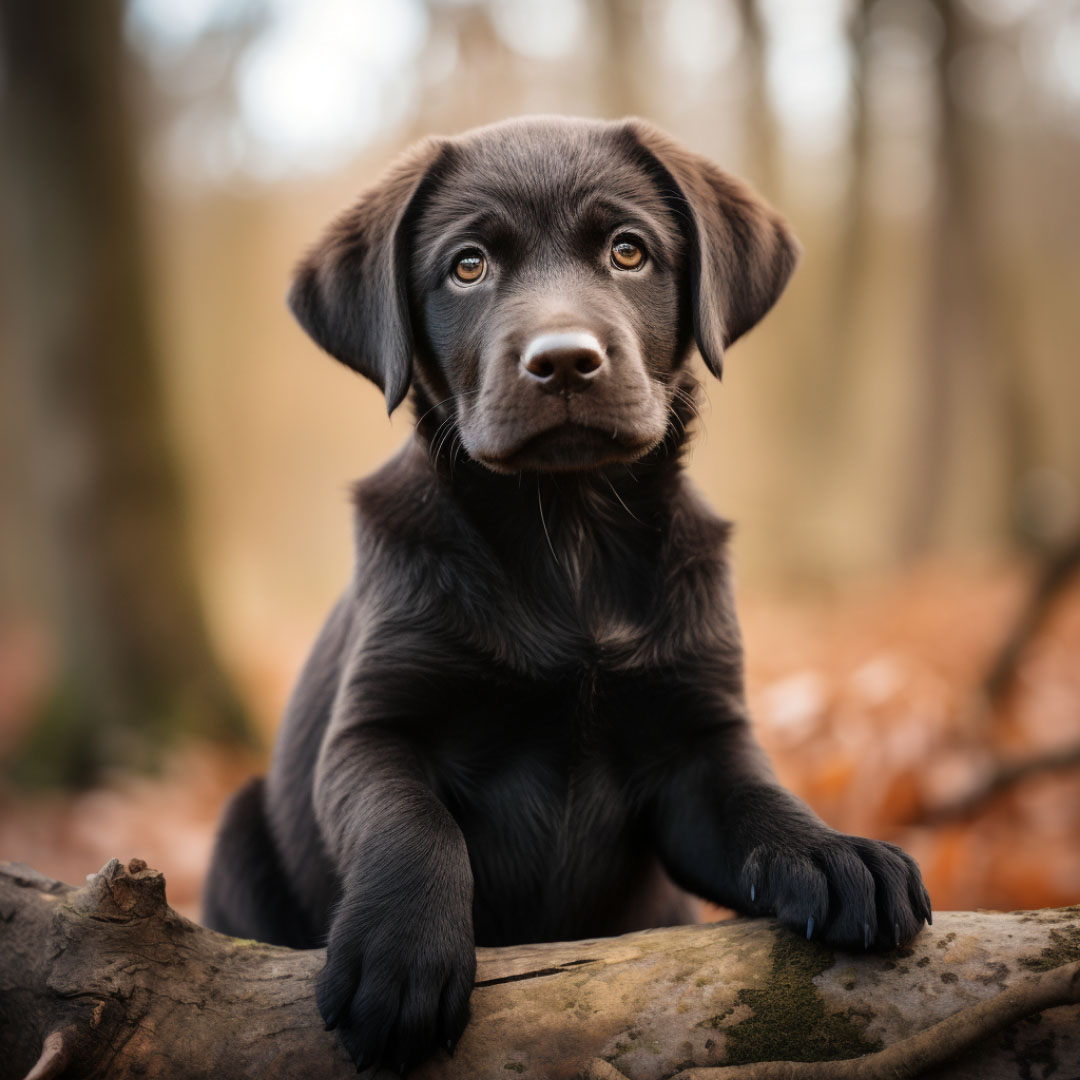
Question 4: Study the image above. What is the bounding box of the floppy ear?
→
[287,138,447,413]
[625,119,801,379]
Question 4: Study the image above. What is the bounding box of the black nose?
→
[521,332,605,394]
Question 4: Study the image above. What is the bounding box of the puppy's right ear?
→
[287,138,447,414]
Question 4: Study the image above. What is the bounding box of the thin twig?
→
[923,740,1080,823]
[22,1029,73,1080]
[983,533,1080,705]
[916,530,1080,823]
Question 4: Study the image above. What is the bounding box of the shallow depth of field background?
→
[1,0,1079,919]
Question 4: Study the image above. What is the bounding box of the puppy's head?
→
[289,117,799,473]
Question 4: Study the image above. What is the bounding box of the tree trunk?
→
[0,0,251,785]
[900,0,1038,561]
[736,0,779,196]
[1,860,1077,1080]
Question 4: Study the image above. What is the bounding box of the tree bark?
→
[1,861,1077,1080]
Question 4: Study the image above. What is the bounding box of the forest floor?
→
[1,558,1078,921]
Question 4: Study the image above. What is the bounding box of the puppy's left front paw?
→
[742,831,932,951]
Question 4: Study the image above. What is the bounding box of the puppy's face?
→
[409,124,686,472]
[289,117,800,474]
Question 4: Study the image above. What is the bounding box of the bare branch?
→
[923,740,1080,822]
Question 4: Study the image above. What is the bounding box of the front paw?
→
[317,905,475,1074]
[741,831,931,951]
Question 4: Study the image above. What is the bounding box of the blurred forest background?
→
[1,0,1079,919]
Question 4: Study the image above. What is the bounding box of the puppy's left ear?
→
[625,120,801,379]
[287,137,448,413]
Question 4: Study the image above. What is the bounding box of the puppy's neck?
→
[402,382,699,599]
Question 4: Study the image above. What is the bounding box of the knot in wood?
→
[74,857,167,921]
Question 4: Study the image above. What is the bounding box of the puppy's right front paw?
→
[741,829,931,952]
[318,916,475,1074]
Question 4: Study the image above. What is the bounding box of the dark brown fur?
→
[204,116,930,1074]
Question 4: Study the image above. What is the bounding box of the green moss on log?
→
[721,930,884,1066]
[1019,924,1080,973]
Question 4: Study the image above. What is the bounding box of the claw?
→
[926,907,933,926]
[320,994,345,1032]
[806,915,815,940]
[864,921,871,950]
[894,922,901,948]
[446,1040,456,1058]
[750,884,756,903]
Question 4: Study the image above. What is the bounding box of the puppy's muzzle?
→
[521,331,605,395]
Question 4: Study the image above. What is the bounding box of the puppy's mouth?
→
[474,423,657,474]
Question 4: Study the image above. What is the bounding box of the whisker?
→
[421,388,486,475]
[438,425,457,465]
[449,430,465,476]
[605,476,646,526]
[418,388,481,433]
[671,385,702,422]
[537,478,560,567]
[429,415,456,468]
[415,393,458,428]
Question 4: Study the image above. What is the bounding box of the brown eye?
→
[452,250,486,284]
[611,235,645,271]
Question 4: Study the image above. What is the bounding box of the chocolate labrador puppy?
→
[203,116,931,1073]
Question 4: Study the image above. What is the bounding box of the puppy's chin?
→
[471,423,660,475]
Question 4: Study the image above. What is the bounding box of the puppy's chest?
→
[430,666,640,859]
[494,546,668,673]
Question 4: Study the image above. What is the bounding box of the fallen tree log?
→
[0,859,1077,1080]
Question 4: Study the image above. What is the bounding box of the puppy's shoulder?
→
[349,439,474,553]
[639,476,741,662]
[347,440,504,634]
[659,475,734,570]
